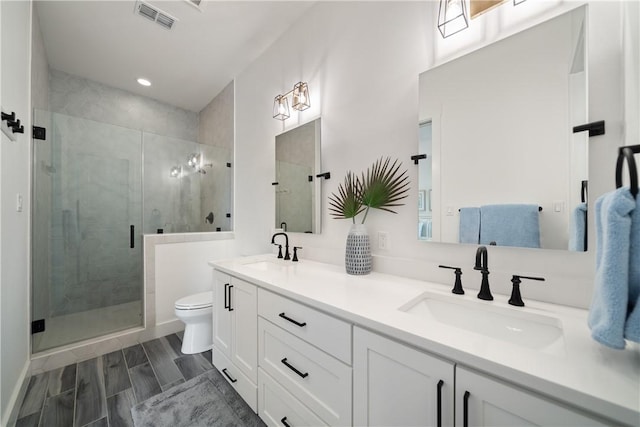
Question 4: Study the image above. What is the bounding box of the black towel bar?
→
[616,145,640,198]
[458,206,542,212]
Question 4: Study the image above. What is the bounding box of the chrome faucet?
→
[474,246,493,300]
[271,232,290,260]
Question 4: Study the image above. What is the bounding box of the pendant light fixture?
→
[438,0,469,38]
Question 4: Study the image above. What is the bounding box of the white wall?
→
[234,1,629,309]
[154,239,237,324]
[1,0,32,423]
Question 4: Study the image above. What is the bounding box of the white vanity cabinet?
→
[257,288,352,427]
[455,367,608,427]
[353,327,455,427]
[212,271,258,410]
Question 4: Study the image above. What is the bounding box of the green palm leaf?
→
[328,171,364,222]
[359,157,410,223]
[329,157,410,224]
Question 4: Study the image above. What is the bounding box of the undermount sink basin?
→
[399,291,564,352]
[242,259,292,272]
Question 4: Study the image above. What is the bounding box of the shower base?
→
[32,300,143,354]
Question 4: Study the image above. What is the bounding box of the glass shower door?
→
[32,110,143,353]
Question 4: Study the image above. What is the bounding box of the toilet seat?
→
[175,291,213,310]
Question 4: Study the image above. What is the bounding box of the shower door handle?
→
[130,225,135,249]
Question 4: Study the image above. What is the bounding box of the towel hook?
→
[616,146,639,198]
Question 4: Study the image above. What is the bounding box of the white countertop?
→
[210,254,640,426]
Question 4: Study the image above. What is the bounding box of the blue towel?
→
[459,207,480,244]
[479,204,540,248]
[569,202,588,251]
[626,188,640,343]
[588,187,640,349]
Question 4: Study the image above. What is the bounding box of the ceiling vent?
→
[134,1,178,30]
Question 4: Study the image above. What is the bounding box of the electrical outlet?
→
[378,231,389,250]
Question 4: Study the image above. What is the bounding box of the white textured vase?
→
[345,223,372,275]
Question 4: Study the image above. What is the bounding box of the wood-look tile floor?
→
[16,333,218,427]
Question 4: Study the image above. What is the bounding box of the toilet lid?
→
[175,291,213,310]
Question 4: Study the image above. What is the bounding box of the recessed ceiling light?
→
[137,78,151,87]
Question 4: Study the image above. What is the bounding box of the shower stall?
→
[31,110,231,354]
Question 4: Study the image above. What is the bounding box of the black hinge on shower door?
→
[33,126,46,140]
[32,319,45,334]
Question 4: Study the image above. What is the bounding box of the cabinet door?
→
[212,270,232,358]
[353,327,454,427]
[456,367,607,426]
[231,277,258,383]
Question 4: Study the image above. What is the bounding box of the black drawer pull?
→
[228,285,234,311]
[281,417,291,427]
[279,312,307,327]
[221,368,237,383]
[437,380,444,427]
[224,283,229,309]
[463,390,470,427]
[281,358,308,378]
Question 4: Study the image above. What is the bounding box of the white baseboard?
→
[3,359,30,427]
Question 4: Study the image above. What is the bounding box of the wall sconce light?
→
[170,166,181,178]
[273,81,310,120]
[438,0,469,38]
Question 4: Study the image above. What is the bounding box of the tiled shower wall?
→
[49,69,198,141]
[198,81,235,232]
[143,134,232,234]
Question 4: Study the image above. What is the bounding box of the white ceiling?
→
[36,1,316,112]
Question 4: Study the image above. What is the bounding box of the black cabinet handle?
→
[130,225,135,248]
[228,285,234,311]
[224,283,229,309]
[437,380,444,427]
[281,358,308,378]
[281,417,291,427]
[279,312,306,327]
[463,391,470,427]
[221,368,237,383]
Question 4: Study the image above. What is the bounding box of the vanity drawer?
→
[258,288,351,364]
[213,347,257,412]
[258,317,352,426]
[258,368,328,427]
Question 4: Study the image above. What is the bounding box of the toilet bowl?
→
[174,291,213,354]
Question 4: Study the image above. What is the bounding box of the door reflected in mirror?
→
[418,6,588,251]
[275,118,321,233]
[418,122,433,241]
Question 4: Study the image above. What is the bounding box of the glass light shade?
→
[187,153,200,168]
[438,0,469,38]
[292,82,310,111]
[273,95,290,120]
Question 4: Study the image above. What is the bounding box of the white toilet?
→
[174,291,213,354]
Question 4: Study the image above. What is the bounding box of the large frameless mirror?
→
[418,6,588,251]
[275,118,322,234]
